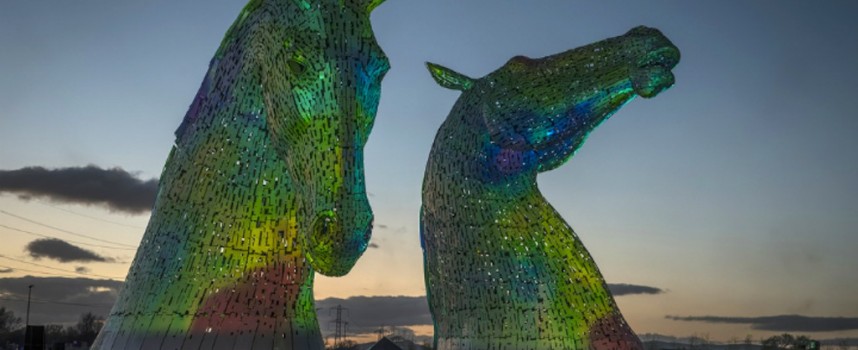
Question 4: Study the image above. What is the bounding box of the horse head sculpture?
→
[94,1,389,349]
[421,26,679,349]
[247,0,390,276]
[427,26,678,177]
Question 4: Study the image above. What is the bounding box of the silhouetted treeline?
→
[0,307,103,349]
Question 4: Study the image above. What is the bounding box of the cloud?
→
[75,266,90,274]
[607,283,664,296]
[313,285,660,336]
[374,224,408,234]
[313,287,657,341]
[0,268,12,273]
[316,296,432,336]
[0,276,121,325]
[25,238,115,263]
[0,165,157,214]
[666,315,858,332]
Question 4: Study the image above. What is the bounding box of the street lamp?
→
[26,284,33,326]
[24,284,33,350]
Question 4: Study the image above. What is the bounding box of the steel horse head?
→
[421,26,680,349]
[93,0,390,348]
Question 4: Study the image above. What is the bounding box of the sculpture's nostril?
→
[309,209,373,253]
[653,46,680,69]
[364,216,373,242]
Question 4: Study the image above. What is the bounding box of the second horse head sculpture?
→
[421,26,680,350]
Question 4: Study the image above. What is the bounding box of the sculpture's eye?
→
[283,35,311,77]
[288,54,307,76]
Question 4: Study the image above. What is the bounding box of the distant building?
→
[368,337,403,350]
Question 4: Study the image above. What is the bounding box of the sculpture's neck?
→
[164,118,292,214]
[147,57,295,248]
[425,103,539,207]
[425,142,556,228]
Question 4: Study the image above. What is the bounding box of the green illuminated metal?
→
[421,26,680,350]
[93,0,389,349]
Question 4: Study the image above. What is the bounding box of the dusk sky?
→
[1,0,857,343]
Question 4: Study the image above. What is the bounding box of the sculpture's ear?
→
[362,0,386,12]
[294,0,312,10]
[426,62,474,91]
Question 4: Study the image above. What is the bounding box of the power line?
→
[0,264,82,278]
[0,209,137,248]
[35,201,147,229]
[0,223,137,251]
[0,255,124,280]
[1,263,127,282]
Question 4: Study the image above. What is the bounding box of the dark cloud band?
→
[26,238,115,263]
[315,284,663,336]
[666,315,858,332]
[316,295,433,335]
[608,283,664,296]
[0,165,157,214]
